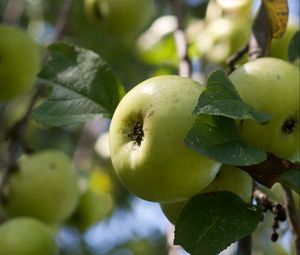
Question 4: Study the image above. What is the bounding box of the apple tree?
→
[0,0,299,254]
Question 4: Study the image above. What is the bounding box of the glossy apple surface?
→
[2,150,79,223]
[0,217,57,255]
[0,25,40,101]
[109,75,221,203]
[160,165,252,224]
[229,57,299,161]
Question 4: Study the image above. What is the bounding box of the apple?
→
[84,0,154,35]
[270,22,300,61]
[228,57,300,161]
[216,0,252,16]
[67,189,113,232]
[196,16,251,65]
[0,25,40,101]
[160,165,252,224]
[0,217,57,255]
[2,150,80,224]
[109,75,221,203]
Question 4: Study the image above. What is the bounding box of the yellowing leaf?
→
[263,0,289,38]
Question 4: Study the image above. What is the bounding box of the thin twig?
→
[170,0,191,77]
[0,0,75,202]
[237,235,252,255]
[281,185,300,255]
[226,43,249,74]
[51,0,74,42]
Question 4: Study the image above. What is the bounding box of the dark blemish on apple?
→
[128,121,144,146]
[49,163,56,170]
[147,110,155,118]
[281,116,297,135]
[276,74,281,80]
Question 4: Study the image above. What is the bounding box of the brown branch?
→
[282,185,300,255]
[240,153,300,188]
[0,0,74,203]
[0,84,44,203]
[237,235,252,255]
[226,43,249,74]
[170,0,191,77]
[2,0,24,24]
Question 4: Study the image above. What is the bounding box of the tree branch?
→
[237,235,252,255]
[281,185,300,255]
[239,153,300,188]
[51,0,74,42]
[170,0,191,77]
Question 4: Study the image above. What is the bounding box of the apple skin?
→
[2,150,79,224]
[84,0,153,35]
[228,57,299,161]
[109,75,221,203]
[0,25,40,101]
[0,217,58,255]
[160,165,252,225]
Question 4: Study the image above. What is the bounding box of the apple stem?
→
[281,185,300,255]
[170,0,191,77]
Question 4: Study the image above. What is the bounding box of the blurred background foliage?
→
[0,0,299,254]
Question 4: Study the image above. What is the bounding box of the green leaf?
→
[277,169,300,194]
[288,31,300,62]
[185,115,266,166]
[174,192,262,255]
[194,70,271,123]
[32,42,125,127]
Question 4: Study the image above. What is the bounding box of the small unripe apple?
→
[270,22,299,61]
[2,150,80,224]
[0,217,58,255]
[160,165,252,224]
[84,0,154,35]
[0,25,40,101]
[229,57,299,161]
[67,189,113,232]
[196,17,251,64]
[109,75,221,203]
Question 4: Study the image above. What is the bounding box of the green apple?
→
[84,0,153,35]
[196,16,251,64]
[67,189,113,232]
[160,165,252,224]
[0,25,40,101]
[270,22,299,61]
[0,217,57,255]
[2,150,79,224]
[228,57,299,161]
[109,75,221,203]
